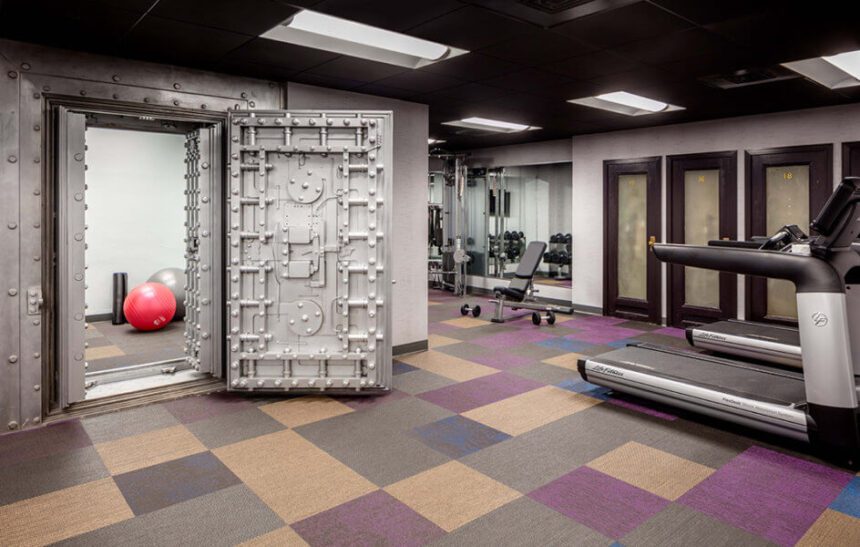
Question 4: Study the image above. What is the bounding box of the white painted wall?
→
[85,128,186,316]
[285,83,429,348]
[571,102,860,318]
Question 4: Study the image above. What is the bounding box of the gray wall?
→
[285,83,429,349]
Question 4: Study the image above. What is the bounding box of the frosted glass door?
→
[617,174,647,300]
[765,165,809,320]
[683,170,720,308]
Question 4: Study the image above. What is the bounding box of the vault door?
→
[227,111,392,392]
[183,126,222,376]
[57,108,88,406]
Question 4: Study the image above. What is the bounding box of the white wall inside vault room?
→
[84,128,187,316]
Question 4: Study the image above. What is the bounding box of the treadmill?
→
[579,177,860,465]
[687,225,808,369]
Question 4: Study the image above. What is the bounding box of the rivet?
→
[33,92,40,99]
[112,74,120,82]
[34,352,40,358]
[34,384,40,391]
[73,153,84,162]
[21,62,31,71]
[143,97,150,103]
[8,223,16,230]
[33,157,40,164]
[8,421,18,430]
[8,288,18,296]
[8,355,18,363]
[7,71,18,79]
[8,155,17,163]
[33,124,40,131]
[79,90,86,96]
[173,82,181,90]
[240,92,247,99]
[201,104,207,110]
[42,85,50,92]
[173,100,180,106]
[33,417,41,424]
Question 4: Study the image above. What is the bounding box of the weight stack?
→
[111,272,128,325]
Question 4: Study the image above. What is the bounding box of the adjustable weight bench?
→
[460,240,573,325]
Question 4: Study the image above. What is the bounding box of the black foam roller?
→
[112,272,127,325]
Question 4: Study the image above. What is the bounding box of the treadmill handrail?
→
[652,244,843,293]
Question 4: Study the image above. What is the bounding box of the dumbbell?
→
[550,234,558,243]
[564,233,572,244]
[518,231,525,239]
[557,251,570,264]
[531,310,556,326]
[460,303,481,318]
[503,231,512,240]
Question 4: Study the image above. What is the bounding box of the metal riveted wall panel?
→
[0,38,281,431]
[0,54,22,431]
[226,110,393,393]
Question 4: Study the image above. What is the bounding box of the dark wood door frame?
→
[667,152,738,328]
[604,157,662,323]
[843,141,860,177]
[745,144,833,324]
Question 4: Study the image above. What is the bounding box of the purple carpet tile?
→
[413,415,512,459]
[293,490,446,547]
[830,476,860,518]
[558,315,628,329]
[679,445,853,546]
[418,372,543,414]
[163,392,254,424]
[606,398,677,421]
[530,466,669,539]
[465,350,535,370]
[652,327,687,339]
[565,326,645,345]
[113,451,241,515]
[471,329,557,349]
[0,419,92,467]
[342,389,411,411]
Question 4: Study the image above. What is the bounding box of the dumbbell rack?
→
[547,235,571,280]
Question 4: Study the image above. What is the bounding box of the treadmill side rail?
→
[688,327,802,368]
[578,355,809,441]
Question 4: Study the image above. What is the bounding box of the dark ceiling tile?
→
[418,53,522,82]
[481,68,575,97]
[0,1,141,50]
[648,0,778,25]
[222,38,339,71]
[478,29,593,65]
[408,6,534,51]
[659,50,758,83]
[351,83,423,101]
[122,15,253,65]
[308,0,464,32]
[707,10,860,64]
[372,70,464,93]
[611,28,730,66]
[151,0,299,36]
[552,1,691,49]
[415,83,512,105]
[544,50,637,80]
[289,71,367,90]
[305,57,408,83]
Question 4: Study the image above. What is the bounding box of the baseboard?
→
[393,339,428,356]
[85,313,113,322]
[571,303,603,315]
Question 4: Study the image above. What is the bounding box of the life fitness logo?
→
[811,312,829,327]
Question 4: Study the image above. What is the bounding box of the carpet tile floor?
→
[1,289,860,546]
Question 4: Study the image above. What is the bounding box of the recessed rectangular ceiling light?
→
[442,117,541,133]
[782,49,860,89]
[568,91,684,116]
[428,138,446,145]
[262,10,468,69]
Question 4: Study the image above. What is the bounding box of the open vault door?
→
[226,110,393,392]
[184,126,222,377]
[57,108,88,406]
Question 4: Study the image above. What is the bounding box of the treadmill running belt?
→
[587,344,806,406]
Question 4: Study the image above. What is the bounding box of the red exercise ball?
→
[123,282,176,331]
